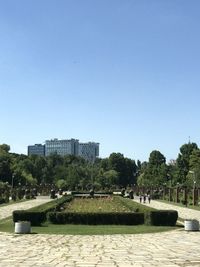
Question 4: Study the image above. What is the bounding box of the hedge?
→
[0,198,7,204]
[12,196,73,226]
[146,210,178,226]
[13,210,46,226]
[29,196,73,212]
[47,211,144,225]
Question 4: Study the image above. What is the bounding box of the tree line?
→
[0,142,200,190]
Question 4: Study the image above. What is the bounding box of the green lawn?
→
[0,218,180,235]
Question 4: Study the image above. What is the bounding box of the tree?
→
[22,171,37,185]
[148,150,166,166]
[100,158,110,171]
[65,165,81,190]
[0,148,12,183]
[124,158,137,186]
[56,179,67,190]
[0,144,10,153]
[176,142,198,185]
[186,148,200,187]
[108,153,132,187]
[102,170,119,188]
[140,150,167,186]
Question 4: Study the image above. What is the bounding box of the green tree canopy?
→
[176,142,198,184]
[138,150,167,186]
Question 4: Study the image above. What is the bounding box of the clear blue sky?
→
[1,0,200,162]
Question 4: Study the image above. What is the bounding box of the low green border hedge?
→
[13,211,46,226]
[12,196,73,226]
[146,210,178,226]
[47,211,144,225]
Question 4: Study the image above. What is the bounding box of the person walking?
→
[148,194,151,204]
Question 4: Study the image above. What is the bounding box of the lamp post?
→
[91,158,95,191]
[189,171,197,205]
[11,173,16,201]
[176,183,180,203]
[11,174,15,191]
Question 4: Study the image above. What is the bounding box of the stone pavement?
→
[1,198,200,266]
[0,229,200,267]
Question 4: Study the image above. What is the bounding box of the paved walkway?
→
[0,197,200,266]
[133,197,200,221]
[0,196,53,220]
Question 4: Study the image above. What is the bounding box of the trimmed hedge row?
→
[0,198,8,204]
[12,194,178,227]
[47,210,178,226]
[13,211,46,226]
[29,196,73,212]
[13,196,73,226]
[147,210,178,226]
[47,212,144,225]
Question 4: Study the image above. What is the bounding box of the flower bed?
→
[63,196,139,213]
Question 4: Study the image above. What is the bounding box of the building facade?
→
[78,142,99,162]
[28,139,99,161]
[27,144,45,156]
[45,139,79,157]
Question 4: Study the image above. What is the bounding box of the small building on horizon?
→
[78,142,99,162]
[27,144,45,157]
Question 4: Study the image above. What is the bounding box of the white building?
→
[43,139,99,162]
[45,139,79,157]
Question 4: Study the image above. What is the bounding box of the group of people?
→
[139,194,151,204]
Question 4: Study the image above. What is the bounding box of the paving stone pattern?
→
[0,197,200,266]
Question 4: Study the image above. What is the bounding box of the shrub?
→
[146,210,178,226]
[13,210,46,226]
[0,198,6,204]
[13,196,73,226]
[47,211,144,225]
[30,196,73,212]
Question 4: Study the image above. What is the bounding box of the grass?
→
[65,196,132,212]
[0,218,180,235]
[64,196,155,213]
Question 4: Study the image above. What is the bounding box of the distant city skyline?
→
[11,136,199,163]
[1,1,200,162]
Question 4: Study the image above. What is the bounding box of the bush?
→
[0,198,6,204]
[47,211,144,225]
[13,196,73,226]
[13,210,46,226]
[30,196,73,212]
[146,210,178,226]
